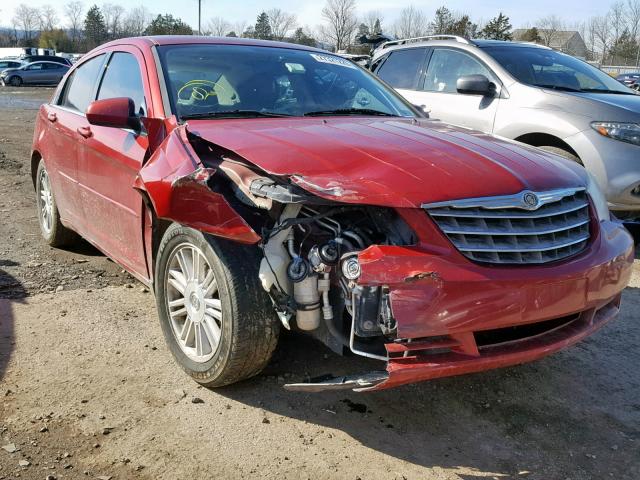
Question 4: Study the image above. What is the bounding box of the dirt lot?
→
[0,86,639,480]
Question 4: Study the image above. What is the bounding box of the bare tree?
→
[393,6,428,39]
[121,5,152,36]
[592,14,612,64]
[12,4,41,43]
[537,15,564,46]
[626,0,640,38]
[102,4,125,38]
[583,18,599,61]
[267,8,297,40]
[205,17,231,36]
[40,4,58,31]
[320,0,358,51]
[232,20,248,37]
[64,1,84,44]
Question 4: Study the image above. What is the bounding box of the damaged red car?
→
[31,37,634,392]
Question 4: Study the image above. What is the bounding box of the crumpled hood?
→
[187,117,587,207]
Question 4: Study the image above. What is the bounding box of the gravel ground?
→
[0,86,639,480]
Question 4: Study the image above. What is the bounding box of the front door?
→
[406,48,500,133]
[76,48,151,279]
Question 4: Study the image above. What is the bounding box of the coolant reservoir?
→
[293,275,321,331]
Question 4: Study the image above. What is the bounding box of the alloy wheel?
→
[165,243,223,362]
[37,167,53,235]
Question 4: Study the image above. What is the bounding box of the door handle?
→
[77,126,92,138]
[47,112,57,122]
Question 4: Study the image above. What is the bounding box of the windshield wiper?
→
[578,88,636,95]
[304,108,398,117]
[181,109,294,120]
[532,84,582,92]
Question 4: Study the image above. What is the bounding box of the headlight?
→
[591,121,640,146]
[585,172,610,222]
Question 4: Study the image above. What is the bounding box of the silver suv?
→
[371,36,640,218]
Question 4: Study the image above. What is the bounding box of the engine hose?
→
[323,311,350,347]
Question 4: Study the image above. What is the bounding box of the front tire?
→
[8,76,22,87]
[35,160,77,247]
[155,224,279,387]
[538,145,582,164]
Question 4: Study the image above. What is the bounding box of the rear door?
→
[43,63,66,83]
[412,48,500,132]
[44,53,107,232]
[76,47,150,278]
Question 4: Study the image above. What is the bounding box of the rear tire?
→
[155,223,279,387]
[35,160,78,247]
[538,145,582,164]
[8,76,22,87]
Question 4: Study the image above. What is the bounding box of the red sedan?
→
[31,36,634,392]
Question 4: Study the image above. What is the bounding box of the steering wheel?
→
[177,79,228,106]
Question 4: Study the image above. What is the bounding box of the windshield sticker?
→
[309,53,357,69]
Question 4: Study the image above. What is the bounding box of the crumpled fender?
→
[134,125,261,244]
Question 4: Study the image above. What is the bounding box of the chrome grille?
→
[423,188,591,264]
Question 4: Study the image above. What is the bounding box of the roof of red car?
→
[100,35,326,53]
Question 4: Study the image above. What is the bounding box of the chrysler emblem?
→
[522,192,539,208]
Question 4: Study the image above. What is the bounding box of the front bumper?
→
[357,218,634,391]
[566,128,640,211]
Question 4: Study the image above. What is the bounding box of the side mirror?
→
[456,74,495,96]
[86,97,141,131]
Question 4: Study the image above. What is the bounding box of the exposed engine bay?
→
[196,138,417,362]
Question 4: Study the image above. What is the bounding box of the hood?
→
[569,91,640,115]
[0,68,21,74]
[186,117,587,208]
[542,90,640,122]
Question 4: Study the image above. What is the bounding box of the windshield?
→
[482,46,634,94]
[157,44,416,120]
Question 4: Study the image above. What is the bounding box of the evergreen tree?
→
[449,15,476,38]
[480,13,512,40]
[144,14,193,35]
[431,7,454,35]
[291,27,316,47]
[226,31,237,37]
[254,12,272,40]
[357,23,369,37]
[84,5,107,49]
[373,18,382,34]
[609,29,639,64]
[520,27,541,42]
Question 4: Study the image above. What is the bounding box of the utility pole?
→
[198,0,202,35]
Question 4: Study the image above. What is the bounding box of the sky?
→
[0,0,614,31]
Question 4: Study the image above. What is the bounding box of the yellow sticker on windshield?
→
[309,53,357,69]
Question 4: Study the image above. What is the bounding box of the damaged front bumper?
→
[288,219,634,392]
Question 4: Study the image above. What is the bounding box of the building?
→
[513,29,587,59]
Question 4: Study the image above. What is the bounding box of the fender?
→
[133,125,261,244]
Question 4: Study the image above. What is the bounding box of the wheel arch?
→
[30,150,43,189]
[514,132,580,159]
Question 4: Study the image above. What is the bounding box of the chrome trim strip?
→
[441,218,590,236]
[457,234,590,253]
[428,201,588,219]
[421,187,586,211]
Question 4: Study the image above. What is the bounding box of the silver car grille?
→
[423,188,591,265]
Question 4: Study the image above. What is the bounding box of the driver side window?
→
[97,52,146,116]
[423,49,494,93]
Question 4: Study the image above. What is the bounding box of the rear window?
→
[376,48,426,89]
[59,54,106,113]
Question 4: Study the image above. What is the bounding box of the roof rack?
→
[379,35,474,50]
